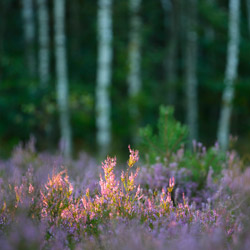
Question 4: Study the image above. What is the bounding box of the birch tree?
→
[184,0,199,143]
[21,0,36,77]
[128,0,142,101]
[205,0,215,41]
[96,0,113,156]
[217,0,240,151]
[37,0,50,87]
[70,0,81,56]
[54,0,72,158]
[161,0,179,105]
[247,0,250,35]
[0,1,5,72]
[127,0,142,142]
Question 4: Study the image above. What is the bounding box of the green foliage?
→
[179,144,226,186]
[1,0,250,157]
[139,106,188,163]
[139,106,228,188]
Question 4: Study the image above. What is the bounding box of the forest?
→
[0,0,250,249]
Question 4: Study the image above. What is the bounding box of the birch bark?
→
[128,0,142,142]
[37,0,50,87]
[0,1,5,76]
[128,0,142,100]
[54,0,72,158]
[96,0,113,156]
[21,0,36,77]
[161,0,178,105]
[205,0,215,41]
[217,0,240,151]
[247,0,250,35]
[185,0,199,143]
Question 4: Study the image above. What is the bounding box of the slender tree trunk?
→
[185,0,198,144]
[247,0,250,35]
[70,0,81,58]
[0,1,5,81]
[21,0,36,77]
[128,0,142,142]
[161,0,178,105]
[0,1,4,54]
[217,0,240,151]
[54,0,72,159]
[37,0,50,87]
[96,0,113,156]
[128,0,142,99]
[205,0,215,41]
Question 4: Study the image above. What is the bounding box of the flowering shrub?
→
[137,147,233,206]
[0,143,248,249]
[139,106,242,206]
[40,170,74,223]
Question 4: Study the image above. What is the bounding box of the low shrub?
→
[139,106,241,206]
[0,145,244,249]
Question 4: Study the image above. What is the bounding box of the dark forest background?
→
[0,0,249,159]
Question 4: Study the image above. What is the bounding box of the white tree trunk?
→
[161,0,178,105]
[205,0,215,41]
[247,0,250,35]
[54,0,72,159]
[0,2,5,62]
[217,0,240,151]
[127,0,142,143]
[21,0,36,77]
[37,0,50,87]
[128,0,142,100]
[96,0,113,156]
[185,0,198,143]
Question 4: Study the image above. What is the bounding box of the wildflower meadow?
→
[0,137,250,250]
[2,0,250,248]
[0,109,249,249]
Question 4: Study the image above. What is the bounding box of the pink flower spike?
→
[28,183,34,194]
[167,192,171,203]
[128,145,139,167]
[169,177,175,188]
[172,177,175,187]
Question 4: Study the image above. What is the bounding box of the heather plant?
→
[137,150,239,206]
[0,138,99,192]
[0,144,247,249]
[40,170,74,224]
[36,146,226,240]
[139,106,239,205]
